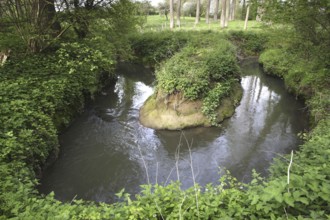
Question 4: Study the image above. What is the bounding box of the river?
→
[38,58,308,203]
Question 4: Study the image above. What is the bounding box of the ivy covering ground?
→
[0,31,329,219]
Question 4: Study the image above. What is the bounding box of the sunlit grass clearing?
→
[143,15,263,32]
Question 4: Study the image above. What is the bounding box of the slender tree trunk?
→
[176,0,181,27]
[220,0,226,28]
[214,0,219,21]
[205,0,211,24]
[170,0,174,29]
[195,0,200,25]
[241,0,246,20]
[244,4,249,30]
[224,0,229,27]
[230,0,236,21]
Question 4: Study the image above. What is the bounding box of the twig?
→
[260,150,302,169]
[137,141,150,185]
[183,133,200,219]
[70,195,77,204]
[176,133,183,182]
[156,162,159,185]
[153,197,165,220]
[287,150,293,193]
[179,194,187,220]
[284,207,289,220]
[164,166,175,186]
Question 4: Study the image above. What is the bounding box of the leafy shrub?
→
[155,35,240,122]
[229,31,269,56]
[129,31,188,65]
[259,48,291,78]
[202,81,233,125]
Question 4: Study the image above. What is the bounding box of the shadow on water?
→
[38,60,308,203]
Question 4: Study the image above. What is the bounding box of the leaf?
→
[296,197,309,205]
[115,188,125,198]
[251,195,259,205]
[283,193,294,207]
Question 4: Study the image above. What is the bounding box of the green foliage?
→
[259,48,291,78]
[153,33,240,123]
[229,31,269,56]
[0,31,24,53]
[129,31,188,65]
[202,81,233,125]
[259,46,329,124]
[0,28,329,219]
[88,0,144,60]
[156,45,210,100]
[0,41,115,170]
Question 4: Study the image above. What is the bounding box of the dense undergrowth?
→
[155,33,241,124]
[0,30,329,219]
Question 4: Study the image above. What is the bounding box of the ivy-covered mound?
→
[140,39,242,130]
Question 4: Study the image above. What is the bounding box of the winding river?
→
[39,58,308,203]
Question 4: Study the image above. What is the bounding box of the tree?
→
[214,0,220,20]
[157,1,169,20]
[170,0,174,29]
[220,0,226,28]
[229,0,236,21]
[225,0,230,27]
[195,0,201,25]
[241,0,246,20]
[0,0,61,53]
[177,0,182,27]
[256,0,264,22]
[244,2,250,30]
[58,0,124,39]
[261,0,330,62]
[205,0,211,24]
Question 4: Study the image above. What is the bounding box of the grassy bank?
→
[0,30,329,219]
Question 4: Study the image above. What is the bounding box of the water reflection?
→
[39,60,308,203]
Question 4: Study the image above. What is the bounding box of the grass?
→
[142,15,263,32]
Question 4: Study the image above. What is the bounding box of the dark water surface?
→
[39,59,308,203]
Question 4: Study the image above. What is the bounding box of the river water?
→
[39,59,308,203]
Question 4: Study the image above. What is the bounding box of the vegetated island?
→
[140,39,243,130]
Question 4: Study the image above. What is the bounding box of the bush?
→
[258,48,291,78]
[129,31,188,65]
[154,35,240,123]
[229,31,269,56]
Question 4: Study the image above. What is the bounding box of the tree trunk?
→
[170,0,174,29]
[241,0,246,20]
[205,0,211,24]
[41,0,61,35]
[214,0,219,21]
[230,0,236,21]
[195,0,200,25]
[220,0,226,28]
[176,0,181,27]
[225,0,229,27]
[244,4,250,30]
